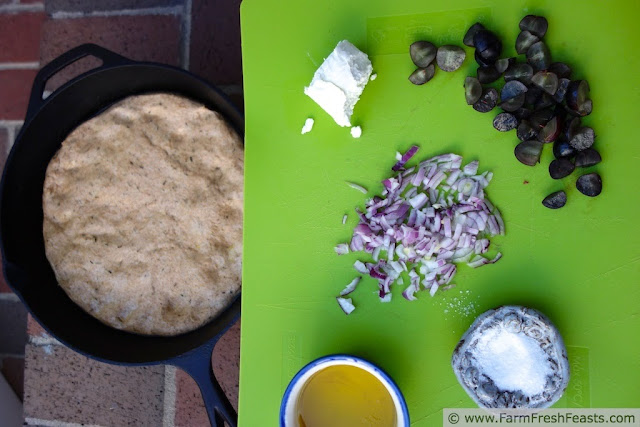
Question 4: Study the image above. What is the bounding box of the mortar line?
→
[6,125,15,150]
[50,5,183,19]
[0,62,40,71]
[25,418,104,427]
[0,3,44,13]
[179,0,193,70]
[0,352,25,359]
[162,365,177,427]
[0,120,25,127]
[5,120,23,150]
[0,292,19,302]
[28,335,62,346]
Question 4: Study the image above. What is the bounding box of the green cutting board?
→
[239,0,640,424]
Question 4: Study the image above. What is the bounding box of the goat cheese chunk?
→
[301,118,314,134]
[304,40,372,127]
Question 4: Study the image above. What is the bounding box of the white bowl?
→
[280,354,410,426]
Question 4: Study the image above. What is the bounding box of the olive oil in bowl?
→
[280,355,409,427]
[297,364,396,427]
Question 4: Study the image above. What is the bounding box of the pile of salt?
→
[473,327,552,396]
[451,305,570,409]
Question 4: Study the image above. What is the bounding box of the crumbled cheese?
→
[301,118,314,134]
[370,73,377,81]
[350,126,362,138]
[304,40,372,127]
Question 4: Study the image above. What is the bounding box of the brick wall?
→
[0,0,40,408]
[0,0,243,425]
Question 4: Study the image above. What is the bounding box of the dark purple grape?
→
[464,23,485,47]
[515,140,543,166]
[549,158,575,179]
[519,15,548,38]
[575,148,601,167]
[553,139,575,158]
[576,173,602,197]
[474,29,502,65]
[493,112,518,131]
[542,191,567,209]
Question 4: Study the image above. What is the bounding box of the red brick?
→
[24,343,166,425]
[26,314,50,339]
[0,274,11,293]
[1,356,25,401]
[175,321,240,426]
[190,0,242,85]
[175,369,209,427]
[0,12,45,62]
[0,69,38,120]
[40,14,181,92]
[212,320,240,409]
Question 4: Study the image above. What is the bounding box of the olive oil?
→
[296,364,396,427]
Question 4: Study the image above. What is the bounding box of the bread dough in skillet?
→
[42,93,243,336]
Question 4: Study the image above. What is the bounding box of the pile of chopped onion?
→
[335,147,504,314]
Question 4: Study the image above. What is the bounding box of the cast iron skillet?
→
[0,44,243,427]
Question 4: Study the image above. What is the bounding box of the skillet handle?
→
[25,43,131,123]
[172,321,239,427]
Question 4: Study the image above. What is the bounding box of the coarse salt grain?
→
[473,327,552,396]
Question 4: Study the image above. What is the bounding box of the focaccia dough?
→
[43,93,243,336]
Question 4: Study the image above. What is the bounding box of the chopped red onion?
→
[409,193,428,209]
[334,243,349,255]
[336,151,503,313]
[402,283,418,301]
[463,160,479,175]
[412,167,426,186]
[354,260,369,274]
[372,246,382,262]
[336,297,355,315]
[429,282,439,296]
[340,277,362,296]
[346,181,368,194]
[392,145,420,171]
[380,293,392,303]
